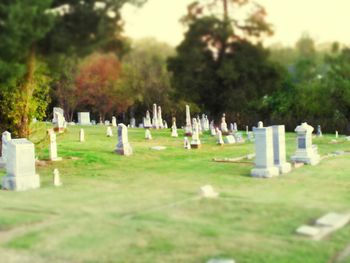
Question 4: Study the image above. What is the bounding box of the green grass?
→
[0,123,350,263]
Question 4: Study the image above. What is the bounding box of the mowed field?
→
[0,123,350,263]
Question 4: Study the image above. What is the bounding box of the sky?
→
[122,0,350,47]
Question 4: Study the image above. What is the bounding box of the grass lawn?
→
[0,123,350,263]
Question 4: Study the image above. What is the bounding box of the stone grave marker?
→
[115,124,133,156]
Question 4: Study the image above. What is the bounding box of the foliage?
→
[75,53,127,120]
[0,0,54,137]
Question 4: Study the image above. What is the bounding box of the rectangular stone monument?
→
[52,107,64,123]
[272,125,291,174]
[251,126,279,178]
[77,112,91,125]
[115,124,133,156]
[2,139,40,191]
[291,122,320,165]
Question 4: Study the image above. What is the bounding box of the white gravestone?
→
[53,168,62,186]
[130,117,136,128]
[171,118,178,137]
[184,104,192,136]
[163,120,168,129]
[220,113,229,134]
[199,185,219,198]
[201,114,206,132]
[251,126,279,178]
[48,129,62,161]
[272,125,291,174]
[112,116,117,127]
[234,132,245,143]
[217,129,224,145]
[104,120,110,126]
[197,116,203,134]
[0,131,11,168]
[145,129,152,140]
[143,110,152,128]
[52,107,64,123]
[291,122,320,165]
[106,127,113,137]
[1,139,40,191]
[190,118,201,149]
[54,112,66,133]
[316,125,322,137]
[115,124,133,156]
[184,137,191,150]
[152,104,159,129]
[78,112,91,125]
[79,129,85,142]
[210,121,217,136]
[157,106,164,129]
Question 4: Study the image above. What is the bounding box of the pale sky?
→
[122,0,350,47]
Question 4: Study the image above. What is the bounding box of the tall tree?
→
[169,0,282,123]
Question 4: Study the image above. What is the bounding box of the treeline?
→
[1,0,350,137]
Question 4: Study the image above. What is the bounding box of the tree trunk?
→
[17,46,36,138]
[223,0,228,20]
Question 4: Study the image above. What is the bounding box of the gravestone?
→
[233,122,238,132]
[143,110,152,128]
[112,116,117,127]
[48,129,62,161]
[210,121,216,136]
[197,116,203,134]
[201,114,206,132]
[335,131,338,139]
[251,125,279,178]
[272,125,291,174]
[145,129,152,140]
[1,139,40,191]
[78,112,91,125]
[217,129,224,145]
[91,120,96,125]
[0,131,11,168]
[130,118,136,128]
[157,106,164,129]
[291,122,320,165]
[52,107,64,123]
[234,132,245,143]
[106,127,113,137]
[316,125,322,137]
[184,137,191,150]
[247,131,255,142]
[184,104,192,136]
[53,168,62,186]
[163,120,168,129]
[199,185,219,198]
[79,129,85,142]
[171,118,178,137]
[115,124,133,156]
[54,112,66,133]
[246,125,249,135]
[229,123,234,134]
[104,120,110,126]
[190,118,201,148]
[224,135,236,144]
[220,113,229,135]
[152,104,159,129]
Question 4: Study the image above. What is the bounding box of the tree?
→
[121,38,174,120]
[75,53,129,120]
[169,0,282,124]
[0,0,54,137]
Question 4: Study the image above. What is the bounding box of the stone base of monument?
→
[115,144,133,156]
[2,174,40,191]
[276,162,292,174]
[291,154,320,166]
[222,131,230,136]
[251,166,279,178]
